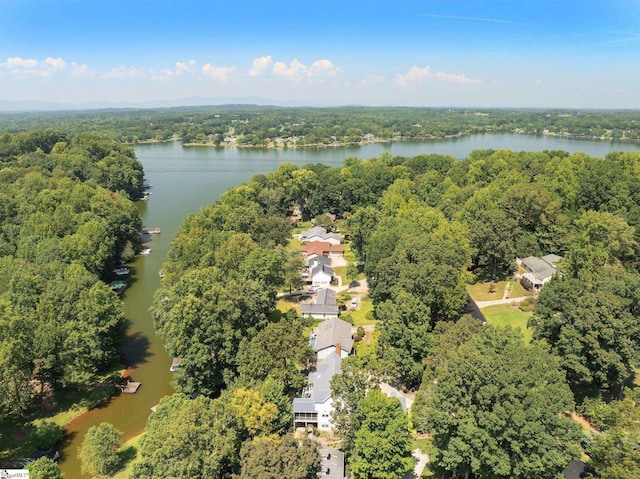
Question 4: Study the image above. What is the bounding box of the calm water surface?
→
[59,134,640,478]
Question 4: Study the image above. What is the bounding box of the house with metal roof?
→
[518,254,563,290]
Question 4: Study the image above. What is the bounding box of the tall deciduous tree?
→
[416,327,581,479]
[239,434,320,479]
[529,268,640,396]
[350,389,414,479]
[78,422,123,477]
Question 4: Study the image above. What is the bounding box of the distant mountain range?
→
[0,96,330,112]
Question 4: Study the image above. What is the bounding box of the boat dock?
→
[119,380,141,394]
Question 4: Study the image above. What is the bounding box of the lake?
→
[58,133,640,478]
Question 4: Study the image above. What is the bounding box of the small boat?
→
[170,357,180,372]
[150,227,161,234]
[140,248,152,255]
[113,267,130,276]
[109,280,127,295]
[159,271,165,278]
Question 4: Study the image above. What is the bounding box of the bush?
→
[32,421,64,450]
[519,298,536,312]
[357,326,366,338]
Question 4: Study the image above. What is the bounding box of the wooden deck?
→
[119,380,141,394]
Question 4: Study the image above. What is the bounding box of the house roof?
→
[307,255,332,268]
[306,232,342,243]
[316,288,337,305]
[521,255,557,280]
[311,263,335,278]
[300,226,327,240]
[541,254,562,265]
[308,352,342,403]
[301,303,340,316]
[292,397,316,413]
[302,242,344,257]
[314,318,353,354]
[563,460,590,479]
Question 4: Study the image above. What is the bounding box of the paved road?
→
[474,295,530,309]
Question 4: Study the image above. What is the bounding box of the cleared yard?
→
[350,297,377,327]
[466,281,507,301]
[481,303,533,343]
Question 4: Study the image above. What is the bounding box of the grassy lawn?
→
[350,297,377,327]
[112,432,145,479]
[343,242,358,264]
[333,266,348,286]
[508,279,534,298]
[466,281,507,301]
[481,304,533,343]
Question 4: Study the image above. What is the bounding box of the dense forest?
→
[1,106,640,146]
[0,131,144,451]
[147,148,640,478]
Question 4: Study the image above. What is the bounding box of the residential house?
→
[311,263,334,289]
[306,254,332,270]
[300,226,342,245]
[293,351,342,431]
[313,317,354,360]
[301,288,340,320]
[518,254,562,290]
[302,242,344,258]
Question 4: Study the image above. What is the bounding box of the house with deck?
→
[293,351,342,431]
[518,254,562,290]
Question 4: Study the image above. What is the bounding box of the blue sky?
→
[1,0,639,107]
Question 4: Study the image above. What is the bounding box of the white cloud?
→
[272,58,308,82]
[360,74,385,85]
[101,65,145,80]
[153,60,197,80]
[270,58,344,83]
[69,62,90,77]
[395,65,481,87]
[309,59,344,81]
[249,55,272,77]
[45,57,66,70]
[201,63,235,81]
[2,56,68,76]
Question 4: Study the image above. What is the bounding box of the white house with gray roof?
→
[518,254,562,290]
[300,226,342,245]
[301,288,340,320]
[293,351,342,431]
[311,263,334,289]
[313,317,353,360]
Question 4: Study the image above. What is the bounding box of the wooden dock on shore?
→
[119,380,141,394]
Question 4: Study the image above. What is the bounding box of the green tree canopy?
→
[416,327,581,479]
[78,422,123,477]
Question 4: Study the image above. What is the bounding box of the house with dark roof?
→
[518,254,562,290]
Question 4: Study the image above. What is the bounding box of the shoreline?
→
[127,131,640,149]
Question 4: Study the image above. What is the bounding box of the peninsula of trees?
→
[144,147,639,478]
